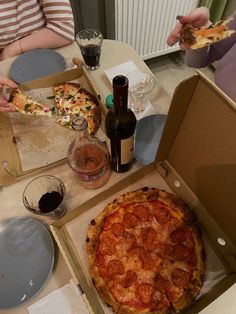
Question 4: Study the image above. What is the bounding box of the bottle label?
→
[120,135,135,164]
[106,135,135,165]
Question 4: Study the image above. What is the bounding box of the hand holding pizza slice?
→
[9,88,52,117]
[167,7,235,50]
[180,18,235,50]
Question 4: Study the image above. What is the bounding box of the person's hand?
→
[0,76,17,112]
[167,7,211,48]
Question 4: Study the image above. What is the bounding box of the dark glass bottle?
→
[105,75,137,172]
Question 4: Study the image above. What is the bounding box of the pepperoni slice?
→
[98,264,108,279]
[133,205,150,222]
[123,212,138,229]
[171,268,190,289]
[139,251,155,270]
[151,290,170,312]
[95,252,105,265]
[103,211,121,230]
[98,239,116,255]
[129,246,145,256]
[154,274,171,293]
[154,205,170,224]
[171,243,189,261]
[141,227,156,249]
[123,232,137,249]
[98,232,116,255]
[156,243,172,257]
[170,227,187,243]
[107,259,124,278]
[137,284,155,304]
[110,223,124,237]
[121,270,137,288]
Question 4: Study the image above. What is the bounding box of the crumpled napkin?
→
[27,279,89,314]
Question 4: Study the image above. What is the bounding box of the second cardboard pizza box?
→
[50,73,236,314]
[0,66,107,186]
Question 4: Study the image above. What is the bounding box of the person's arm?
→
[0,0,75,61]
[0,76,17,112]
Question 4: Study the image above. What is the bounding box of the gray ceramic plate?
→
[10,48,66,83]
[0,216,55,309]
[134,114,167,165]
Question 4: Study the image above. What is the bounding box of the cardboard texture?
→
[0,67,107,187]
[51,74,236,313]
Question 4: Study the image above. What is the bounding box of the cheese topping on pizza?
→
[87,187,205,314]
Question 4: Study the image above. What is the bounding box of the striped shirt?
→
[0,0,75,49]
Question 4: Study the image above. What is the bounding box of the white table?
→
[0,39,169,314]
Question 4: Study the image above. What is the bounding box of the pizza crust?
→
[87,187,205,314]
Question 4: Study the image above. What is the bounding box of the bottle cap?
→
[105,94,113,109]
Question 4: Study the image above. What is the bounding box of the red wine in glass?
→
[80,44,101,69]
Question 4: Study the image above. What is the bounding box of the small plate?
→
[0,216,55,309]
[10,48,66,83]
[134,114,167,165]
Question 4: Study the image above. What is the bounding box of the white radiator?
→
[115,0,199,60]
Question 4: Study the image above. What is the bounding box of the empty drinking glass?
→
[127,70,156,113]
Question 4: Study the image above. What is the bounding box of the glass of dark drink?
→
[76,29,103,70]
[23,175,66,219]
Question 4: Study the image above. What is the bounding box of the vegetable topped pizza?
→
[53,82,101,135]
[9,82,101,135]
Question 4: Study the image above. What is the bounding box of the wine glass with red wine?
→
[22,175,66,219]
[76,29,103,70]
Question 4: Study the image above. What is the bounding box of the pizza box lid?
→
[155,71,236,257]
[49,72,236,314]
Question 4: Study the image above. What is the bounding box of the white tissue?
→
[27,280,89,314]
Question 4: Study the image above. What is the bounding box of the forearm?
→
[20,28,72,52]
[0,28,73,61]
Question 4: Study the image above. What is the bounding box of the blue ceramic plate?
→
[10,48,66,83]
[134,114,167,165]
[0,216,55,309]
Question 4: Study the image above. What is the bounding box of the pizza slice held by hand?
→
[9,88,52,117]
[180,17,235,49]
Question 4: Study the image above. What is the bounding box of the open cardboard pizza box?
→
[0,66,107,187]
[50,73,236,314]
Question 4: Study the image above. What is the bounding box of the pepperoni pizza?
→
[87,187,205,314]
